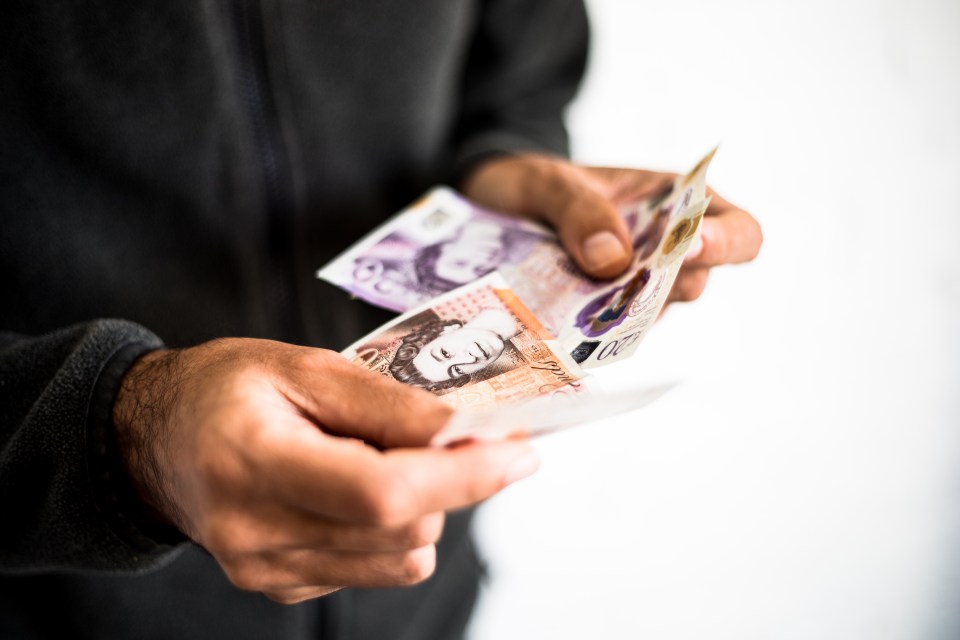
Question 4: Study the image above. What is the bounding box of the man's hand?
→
[113,339,539,604]
[461,153,763,303]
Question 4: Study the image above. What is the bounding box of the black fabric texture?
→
[0,0,589,638]
[0,321,180,572]
[86,341,190,552]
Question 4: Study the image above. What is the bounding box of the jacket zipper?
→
[230,0,303,343]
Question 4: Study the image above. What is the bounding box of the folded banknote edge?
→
[430,381,680,447]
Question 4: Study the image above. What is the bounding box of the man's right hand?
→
[112,338,539,604]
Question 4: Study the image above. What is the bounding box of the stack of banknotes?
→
[317,150,715,444]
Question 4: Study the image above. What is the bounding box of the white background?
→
[469,1,960,638]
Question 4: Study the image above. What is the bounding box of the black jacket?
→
[0,1,587,637]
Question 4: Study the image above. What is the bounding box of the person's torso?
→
[0,0,483,349]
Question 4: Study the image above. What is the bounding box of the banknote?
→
[317,188,554,313]
[341,273,586,410]
[547,196,710,368]
[322,149,716,368]
[621,147,715,245]
[430,382,678,446]
[525,149,714,366]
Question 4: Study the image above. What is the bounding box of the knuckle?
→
[200,522,235,553]
[213,527,264,557]
[282,346,347,389]
[222,562,267,593]
[357,479,416,527]
[199,513,247,554]
[673,271,708,302]
[294,346,338,372]
[397,547,437,585]
[400,514,444,549]
[538,156,580,191]
[689,273,709,300]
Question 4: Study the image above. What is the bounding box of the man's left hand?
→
[461,153,763,307]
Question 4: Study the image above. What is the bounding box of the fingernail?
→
[582,231,627,271]
[503,450,541,486]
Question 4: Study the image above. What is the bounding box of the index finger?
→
[263,418,539,526]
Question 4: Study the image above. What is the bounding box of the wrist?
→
[112,348,185,529]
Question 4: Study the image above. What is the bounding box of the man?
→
[0,1,761,638]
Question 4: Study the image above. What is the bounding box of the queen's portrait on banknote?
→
[343,273,587,408]
[389,308,520,392]
[318,188,553,312]
[414,221,531,296]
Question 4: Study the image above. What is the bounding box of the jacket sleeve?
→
[449,0,589,182]
[0,319,186,574]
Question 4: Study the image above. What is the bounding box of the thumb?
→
[543,186,633,279]
[461,155,633,280]
[518,161,633,279]
[284,349,455,449]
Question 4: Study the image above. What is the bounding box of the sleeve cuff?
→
[86,340,189,556]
